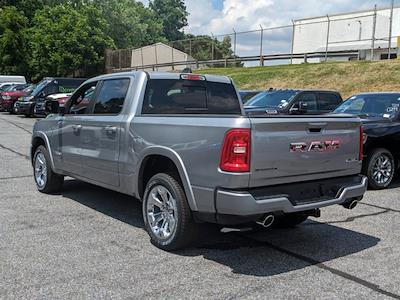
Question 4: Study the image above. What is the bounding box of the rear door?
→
[249,116,362,187]
[78,78,130,187]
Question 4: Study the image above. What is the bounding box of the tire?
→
[364,148,395,190]
[142,173,197,251]
[33,145,64,194]
[273,213,308,228]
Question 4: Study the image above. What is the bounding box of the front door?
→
[59,81,99,175]
[78,78,131,187]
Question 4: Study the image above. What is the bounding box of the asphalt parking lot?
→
[0,113,400,299]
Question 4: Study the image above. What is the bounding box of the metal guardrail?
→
[109,50,360,73]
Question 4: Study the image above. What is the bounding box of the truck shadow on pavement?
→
[61,179,380,277]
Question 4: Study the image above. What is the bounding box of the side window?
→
[295,93,318,112]
[319,93,341,111]
[93,79,130,114]
[66,82,97,115]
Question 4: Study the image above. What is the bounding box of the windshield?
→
[31,80,51,97]
[239,91,260,103]
[23,84,35,94]
[0,84,13,91]
[334,94,400,117]
[3,85,16,91]
[245,91,297,108]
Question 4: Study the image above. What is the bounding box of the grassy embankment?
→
[197,60,400,98]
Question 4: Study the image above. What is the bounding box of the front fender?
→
[31,131,56,171]
[135,146,198,211]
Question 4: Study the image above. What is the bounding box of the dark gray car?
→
[31,71,367,250]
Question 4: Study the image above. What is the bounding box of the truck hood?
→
[1,91,27,98]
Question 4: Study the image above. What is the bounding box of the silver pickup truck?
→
[31,71,367,250]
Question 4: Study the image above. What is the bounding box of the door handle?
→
[105,126,117,135]
[72,124,82,134]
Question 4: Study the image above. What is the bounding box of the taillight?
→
[220,129,251,172]
[359,126,364,161]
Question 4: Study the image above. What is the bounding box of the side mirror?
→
[45,100,61,115]
[39,91,46,99]
[290,101,308,114]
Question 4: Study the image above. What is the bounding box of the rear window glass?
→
[142,79,241,115]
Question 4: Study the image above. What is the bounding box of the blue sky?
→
[211,0,224,10]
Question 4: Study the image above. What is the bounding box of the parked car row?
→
[239,89,400,190]
[0,77,85,117]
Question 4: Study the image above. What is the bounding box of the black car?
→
[238,90,261,103]
[334,92,400,189]
[244,89,343,115]
[16,77,86,117]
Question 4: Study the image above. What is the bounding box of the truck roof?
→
[264,89,340,93]
[89,71,232,85]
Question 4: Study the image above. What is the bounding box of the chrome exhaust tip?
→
[256,214,275,228]
[342,200,358,210]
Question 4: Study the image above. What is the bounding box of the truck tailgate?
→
[249,116,362,188]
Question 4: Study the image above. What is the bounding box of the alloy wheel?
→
[372,154,393,185]
[146,185,178,240]
[34,151,47,188]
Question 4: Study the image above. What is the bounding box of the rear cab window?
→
[142,79,241,115]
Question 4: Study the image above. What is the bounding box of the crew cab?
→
[31,72,367,250]
[334,92,400,189]
[245,89,343,115]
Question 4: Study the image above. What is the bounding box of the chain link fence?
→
[105,5,400,73]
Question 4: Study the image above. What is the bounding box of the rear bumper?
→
[215,175,367,217]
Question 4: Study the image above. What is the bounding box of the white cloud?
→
[187,0,389,34]
[139,0,390,57]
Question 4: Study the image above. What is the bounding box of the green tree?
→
[149,0,188,41]
[94,0,165,49]
[0,6,28,74]
[28,4,114,80]
[0,1,46,20]
[174,34,242,67]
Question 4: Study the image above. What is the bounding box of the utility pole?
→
[388,0,394,59]
[290,20,295,64]
[325,15,331,62]
[259,25,264,66]
[371,5,377,60]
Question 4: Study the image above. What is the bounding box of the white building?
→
[292,6,400,63]
[130,42,195,72]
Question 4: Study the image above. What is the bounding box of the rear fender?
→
[135,146,198,211]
